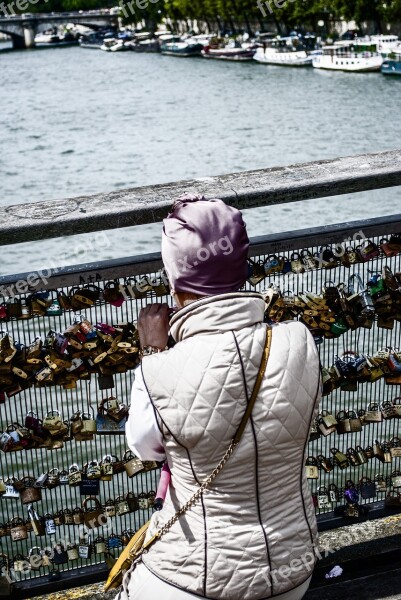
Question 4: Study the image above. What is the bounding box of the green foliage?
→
[2,0,399,33]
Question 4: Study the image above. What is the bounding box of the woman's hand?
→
[137,303,170,350]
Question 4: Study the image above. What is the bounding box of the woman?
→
[117,194,321,600]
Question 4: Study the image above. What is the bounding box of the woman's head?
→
[162,193,249,300]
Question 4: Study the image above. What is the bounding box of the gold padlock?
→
[68,464,83,487]
[101,455,114,481]
[123,450,144,478]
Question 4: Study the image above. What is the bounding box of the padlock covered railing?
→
[1,150,401,598]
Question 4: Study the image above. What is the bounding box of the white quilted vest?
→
[141,292,321,600]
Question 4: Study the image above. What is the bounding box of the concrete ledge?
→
[1,149,401,246]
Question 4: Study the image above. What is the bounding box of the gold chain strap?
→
[139,326,272,556]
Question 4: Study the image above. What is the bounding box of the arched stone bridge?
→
[0,11,118,48]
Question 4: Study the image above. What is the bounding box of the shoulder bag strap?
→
[140,326,273,554]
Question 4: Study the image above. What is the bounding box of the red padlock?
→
[0,305,8,320]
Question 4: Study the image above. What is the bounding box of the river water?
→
[1,43,401,276]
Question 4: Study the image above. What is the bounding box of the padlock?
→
[53,543,68,565]
[103,281,125,307]
[63,509,74,525]
[309,418,320,442]
[390,437,401,458]
[28,546,44,570]
[46,468,60,489]
[126,492,139,512]
[67,543,79,561]
[73,507,84,525]
[373,440,386,462]
[375,474,388,492]
[138,492,149,509]
[347,274,375,320]
[355,445,368,464]
[335,411,352,434]
[316,455,333,473]
[44,513,56,535]
[347,410,362,432]
[364,402,383,423]
[41,549,52,567]
[13,554,28,573]
[247,259,266,285]
[264,255,285,276]
[328,483,339,503]
[43,410,64,436]
[381,400,398,420]
[78,540,92,560]
[101,455,114,481]
[290,252,305,274]
[123,450,144,478]
[330,447,349,469]
[95,536,106,554]
[357,239,380,262]
[10,517,28,541]
[68,464,83,487]
[116,496,131,516]
[86,460,102,480]
[147,490,156,508]
[383,443,393,463]
[121,529,134,547]
[346,448,360,467]
[0,479,5,496]
[104,499,116,519]
[107,533,123,550]
[54,510,65,527]
[20,477,42,504]
[391,471,401,487]
[59,470,69,486]
[27,505,45,536]
[317,410,337,436]
[81,407,97,434]
[344,503,359,518]
[301,250,317,271]
[316,487,331,509]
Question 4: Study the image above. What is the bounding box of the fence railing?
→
[1,149,401,598]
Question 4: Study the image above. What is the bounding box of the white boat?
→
[253,36,316,67]
[34,32,60,45]
[371,34,399,55]
[161,40,203,57]
[312,41,383,72]
[100,39,129,52]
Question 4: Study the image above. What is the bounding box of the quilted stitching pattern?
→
[141,295,321,600]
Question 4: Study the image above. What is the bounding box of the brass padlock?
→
[104,499,116,518]
[95,536,106,554]
[336,411,351,434]
[10,517,28,541]
[355,445,368,464]
[116,496,130,516]
[305,456,319,479]
[346,447,360,467]
[318,410,337,436]
[316,455,333,473]
[101,455,114,481]
[390,437,401,458]
[123,450,144,478]
[67,544,79,561]
[13,554,28,573]
[68,464,83,487]
[46,468,60,489]
[330,447,349,469]
[81,407,96,434]
[63,509,74,525]
[364,402,383,423]
[73,507,84,525]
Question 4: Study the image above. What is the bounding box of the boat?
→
[34,31,60,45]
[130,38,160,52]
[201,40,256,61]
[312,41,383,72]
[381,48,401,75]
[160,40,203,57]
[100,38,130,52]
[371,34,399,55]
[253,36,313,67]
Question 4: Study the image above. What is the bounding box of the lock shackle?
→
[348,273,365,293]
[29,546,42,556]
[82,496,102,510]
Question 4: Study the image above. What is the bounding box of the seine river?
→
[1,43,401,276]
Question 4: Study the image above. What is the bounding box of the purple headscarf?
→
[162,193,249,296]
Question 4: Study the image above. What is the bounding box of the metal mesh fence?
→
[0,213,401,583]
